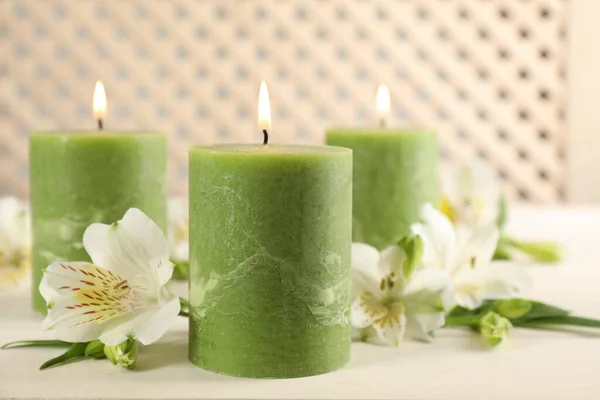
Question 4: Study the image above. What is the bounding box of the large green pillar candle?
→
[326,128,438,250]
[29,132,167,313]
[189,144,352,378]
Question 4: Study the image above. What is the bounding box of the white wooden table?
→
[2,206,600,400]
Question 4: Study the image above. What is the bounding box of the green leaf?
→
[516,316,600,329]
[510,300,570,325]
[445,302,495,327]
[2,340,71,349]
[397,235,423,280]
[40,342,88,370]
[446,302,493,318]
[444,315,482,327]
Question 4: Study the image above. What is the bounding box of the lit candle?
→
[29,81,168,313]
[376,84,391,127]
[326,85,438,250]
[188,82,352,378]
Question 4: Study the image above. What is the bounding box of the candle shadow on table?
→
[136,331,235,381]
[344,342,405,370]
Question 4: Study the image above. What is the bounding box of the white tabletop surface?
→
[2,206,600,400]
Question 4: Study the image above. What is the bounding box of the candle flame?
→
[93,81,107,120]
[258,81,271,132]
[376,84,390,118]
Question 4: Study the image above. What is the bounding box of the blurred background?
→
[3,0,597,203]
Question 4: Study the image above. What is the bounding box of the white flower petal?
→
[404,311,446,342]
[454,284,484,309]
[442,161,500,227]
[411,204,458,271]
[403,267,454,311]
[0,197,25,237]
[379,245,406,277]
[351,243,383,297]
[171,242,189,263]
[38,275,56,304]
[457,223,499,271]
[99,294,180,346]
[477,263,533,300]
[168,197,188,223]
[83,208,172,289]
[350,292,386,328]
[453,263,532,308]
[372,303,406,347]
[441,166,462,208]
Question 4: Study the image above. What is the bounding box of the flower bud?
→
[84,339,106,359]
[104,338,138,369]
[511,240,564,263]
[480,311,512,347]
[494,298,532,319]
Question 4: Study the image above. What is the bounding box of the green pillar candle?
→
[189,144,352,378]
[326,128,438,250]
[29,131,167,313]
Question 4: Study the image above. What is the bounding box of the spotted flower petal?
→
[40,209,180,346]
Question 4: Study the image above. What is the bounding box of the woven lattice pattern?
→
[1,0,566,202]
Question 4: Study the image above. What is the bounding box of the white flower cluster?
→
[350,162,531,346]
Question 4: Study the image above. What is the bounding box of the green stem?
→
[39,343,88,370]
[179,297,190,309]
[179,297,190,317]
[516,316,600,329]
[2,340,71,349]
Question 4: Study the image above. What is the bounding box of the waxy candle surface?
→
[29,131,167,313]
[189,144,352,378]
[327,128,438,250]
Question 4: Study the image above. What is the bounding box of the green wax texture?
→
[29,131,167,313]
[189,144,352,378]
[326,128,438,250]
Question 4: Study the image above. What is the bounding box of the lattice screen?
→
[0,0,567,202]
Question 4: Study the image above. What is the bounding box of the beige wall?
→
[2,0,567,202]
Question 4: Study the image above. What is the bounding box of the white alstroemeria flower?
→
[351,243,454,346]
[0,197,30,287]
[440,160,500,227]
[168,197,189,262]
[39,208,180,346]
[411,204,532,310]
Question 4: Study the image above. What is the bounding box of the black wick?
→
[262,129,269,145]
[97,119,104,130]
